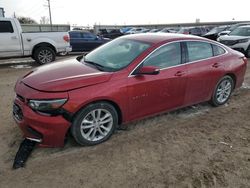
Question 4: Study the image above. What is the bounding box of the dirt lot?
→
[0,59,249,188]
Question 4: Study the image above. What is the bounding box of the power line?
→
[13,2,47,20]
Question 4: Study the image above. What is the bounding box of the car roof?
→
[70,30,91,33]
[236,22,250,26]
[121,33,205,44]
[238,25,250,28]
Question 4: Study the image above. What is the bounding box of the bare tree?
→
[40,16,50,24]
[17,16,37,24]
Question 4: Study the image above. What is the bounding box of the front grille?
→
[220,40,238,46]
[13,103,23,121]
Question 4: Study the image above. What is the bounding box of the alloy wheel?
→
[216,79,232,104]
[80,109,113,142]
[38,49,53,64]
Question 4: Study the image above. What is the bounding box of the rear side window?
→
[186,41,213,62]
[0,21,14,33]
[70,32,82,38]
[143,42,181,69]
[190,28,201,35]
[212,44,226,56]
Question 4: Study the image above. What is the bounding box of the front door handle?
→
[212,63,221,68]
[175,71,185,77]
[11,36,18,40]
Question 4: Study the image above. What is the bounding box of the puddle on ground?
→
[10,65,32,69]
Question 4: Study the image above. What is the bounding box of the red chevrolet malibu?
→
[13,33,247,147]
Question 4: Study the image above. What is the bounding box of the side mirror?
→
[137,66,160,75]
[76,55,84,62]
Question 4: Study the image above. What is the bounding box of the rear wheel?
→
[33,46,56,65]
[71,102,118,146]
[210,76,234,106]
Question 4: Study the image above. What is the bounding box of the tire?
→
[210,76,234,106]
[33,46,56,65]
[246,46,250,58]
[71,102,118,146]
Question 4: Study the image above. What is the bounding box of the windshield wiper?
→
[84,60,105,71]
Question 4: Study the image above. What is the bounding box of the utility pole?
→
[47,0,52,25]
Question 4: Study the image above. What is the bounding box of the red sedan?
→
[13,33,247,147]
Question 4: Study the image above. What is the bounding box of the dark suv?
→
[178,27,208,36]
[69,31,110,52]
[98,29,123,39]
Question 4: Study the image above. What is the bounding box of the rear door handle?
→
[212,63,221,68]
[175,71,185,77]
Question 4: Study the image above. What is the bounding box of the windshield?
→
[84,38,151,71]
[206,26,227,34]
[228,24,239,31]
[229,27,250,36]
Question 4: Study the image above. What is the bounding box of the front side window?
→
[186,41,213,62]
[83,33,96,39]
[84,38,151,71]
[143,42,181,69]
[0,21,14,33]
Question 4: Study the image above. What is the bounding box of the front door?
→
[0,20,22,57]
[127,42,188,120]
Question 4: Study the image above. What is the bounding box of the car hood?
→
[22,58,113,92]
[219,30,230,35]
[218,35,250,41]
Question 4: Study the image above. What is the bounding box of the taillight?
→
[63,35,70,42]
[243,57,248,64]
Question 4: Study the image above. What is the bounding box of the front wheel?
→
[33,47,56,65]
[71,102,118,146]
[246,46,250,58]
[210,76,234,106]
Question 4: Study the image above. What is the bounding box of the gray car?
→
[217,25,250,57]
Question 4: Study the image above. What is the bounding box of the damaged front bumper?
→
[13,94,71,148]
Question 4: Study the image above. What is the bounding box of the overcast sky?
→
[1,0,250,26]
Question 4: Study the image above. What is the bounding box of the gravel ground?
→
[0,58,249,188]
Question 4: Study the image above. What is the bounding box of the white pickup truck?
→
[0,18,72,64]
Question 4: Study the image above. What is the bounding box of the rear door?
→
[183,41,226,106]
[128,42,188,119]
[0,20,22,57]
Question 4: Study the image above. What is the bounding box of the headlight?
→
[237,39,249,43]
[28,99,67,113]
